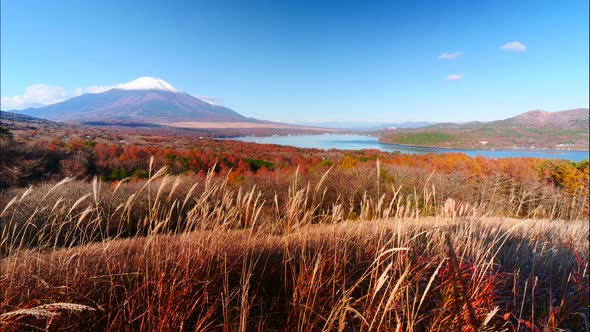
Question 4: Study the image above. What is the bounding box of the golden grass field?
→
[0,163,588,331]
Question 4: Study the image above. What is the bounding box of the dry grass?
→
[1,217,587,331]
[0,164,588,331]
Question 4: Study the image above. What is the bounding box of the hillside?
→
[7,77,340,134]
[0,110,335,147]
[379,108,589,150]
[0,111,57,126]
[14,87,254,124]
[2,105,589,331]
[1,153,588,330]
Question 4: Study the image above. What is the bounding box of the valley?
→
[1,111,588,330]
[2,1,589,330]
[5,78,588,153]
[163,121,335,130]
[2,97,589,331]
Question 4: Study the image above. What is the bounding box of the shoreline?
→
[224,133,590,155]
[377,139,590,153]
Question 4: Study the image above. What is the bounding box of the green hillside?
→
[379,109,589,150]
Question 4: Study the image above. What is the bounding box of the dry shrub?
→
[0,165,588,331]
[1,217,587,331]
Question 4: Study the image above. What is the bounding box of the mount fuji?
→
[12,77,258,124]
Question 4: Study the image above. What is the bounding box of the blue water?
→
[230,134,589,161]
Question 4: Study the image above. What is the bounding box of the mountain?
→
[292,121,436,130]
[0,110,57,127]
[12,77,257,124]
[505,109,588,127]
[379,108,590,150]
[377,121,437,130]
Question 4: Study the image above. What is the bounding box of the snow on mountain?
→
[117,77,179,92]
[12,77,260,123]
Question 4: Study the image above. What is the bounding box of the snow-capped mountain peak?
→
[15,76,253,123]
[117,77,179,92]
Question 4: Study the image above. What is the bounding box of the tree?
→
[0,126,13,140]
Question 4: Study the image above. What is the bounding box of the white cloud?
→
[196,95,224,105]
[1,81,222,110]
[72,85,117,96]
[1,83,117,110]
[437,51,463,60]
[1,84,71,109]
[500,41,526,52]
[446,74,464,81]
[79,85,115,94]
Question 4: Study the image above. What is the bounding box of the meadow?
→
[0,126,588,331]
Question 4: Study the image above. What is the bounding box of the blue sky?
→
[1,0,588,122]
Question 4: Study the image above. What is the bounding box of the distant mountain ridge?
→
[0,110,56,126]
[293,121,436,130]
[508,109,588,127]
[380,108,590,150]
[11,77,258,124]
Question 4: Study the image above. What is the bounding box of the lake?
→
[230,134,589,162]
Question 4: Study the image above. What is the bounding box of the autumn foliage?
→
[0,125,588,331]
